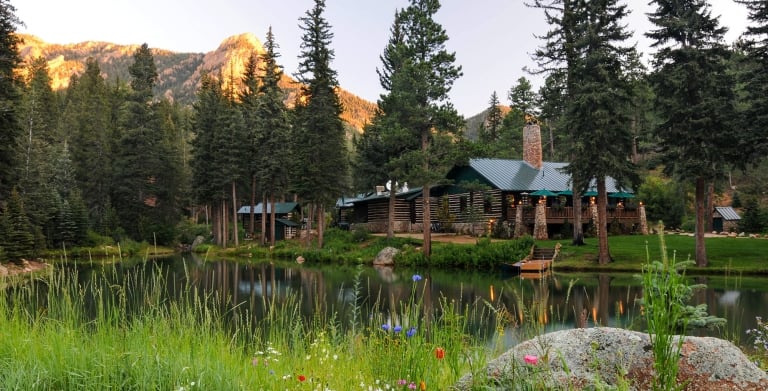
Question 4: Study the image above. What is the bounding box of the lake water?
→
[76,253,768,351]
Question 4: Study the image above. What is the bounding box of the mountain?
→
[17,33,377,132]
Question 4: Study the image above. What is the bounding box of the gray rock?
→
[373,246,400,266]
[191,235,206,250]
[454,327,768,391]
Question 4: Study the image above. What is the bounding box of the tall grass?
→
[0,260,499,390]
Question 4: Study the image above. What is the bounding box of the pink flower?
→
[524,354,539,365]
[408,382,417,389]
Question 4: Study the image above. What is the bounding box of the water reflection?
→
[73,254,767,350]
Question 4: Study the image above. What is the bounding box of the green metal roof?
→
[451,158,626,193]
[237,202,300,214]
[714,206,741,221]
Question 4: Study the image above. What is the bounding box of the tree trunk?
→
[270,193,276,247]
[705,181,714,232]
[572,186,584,246]
[387,182,396,239]
[596,177,611,264]
[249,175,256,239]
[695,177,708,267]
[305,204,312,248]
[231,181,239,247]
[261,193,267,245]
[423,184,432,257]
[317,204,325,249]
[221,199,228,248]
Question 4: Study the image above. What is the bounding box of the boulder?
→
[191,235,206,250]
[453,327,768,391]
[373,246,400,266]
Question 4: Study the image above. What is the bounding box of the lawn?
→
[537,234,768,274]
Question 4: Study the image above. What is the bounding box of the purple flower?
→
[394,325,403,333]
[412,274,422,282]
[406,326,417,338]
[381,324,390,331]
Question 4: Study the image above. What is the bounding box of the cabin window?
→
[460,195,468,212]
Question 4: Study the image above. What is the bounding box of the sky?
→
[15,0,749,117]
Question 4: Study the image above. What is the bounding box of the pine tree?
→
[255,27,292,246]
[354,9,422,239]
[293,0,349,248]
[386,0,464,256]
[113,43,182,243]
[0,0,23,200]
[1,187,34,262]
[508,76,539,121]
[528,0,589,246]
[63,58,117,236]
[734,0,768,163]
[478,91,503,144]
[562,0,639,264]
[647,0,737,267]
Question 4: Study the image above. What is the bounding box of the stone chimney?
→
[523,123,543,169]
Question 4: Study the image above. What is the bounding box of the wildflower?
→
[252,357,259,366]
[419,381,426,390]
[434,347,445,359]
[524,354,539,365]
[406,326,417,338]
[382,324,390,331]
[412,274,422,282]
[394,325,402,333]
[397,379,407,385]
[298,374,306,382]
[408,382,417,389]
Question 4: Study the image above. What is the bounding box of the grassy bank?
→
[542,234,768,274]
[202,229,768,275]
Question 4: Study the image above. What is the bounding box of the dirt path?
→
[373,233,487,244]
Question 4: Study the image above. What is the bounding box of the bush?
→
[83,230,115,247]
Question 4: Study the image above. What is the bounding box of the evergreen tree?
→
[354,9,422,239]
[0,0,23,201]
[734,0,768,163]
[647,0,738,266]
[293,0,349,248]
[1,187,34,262]
[254,27,292,246]
[113,44,181,243]
[388,0,464,256]
[561,0,639,264]
[508,76,539,122]
[528,0,589,245]
[18,57,61,245]
[63,58,117,235]
[190,72,236,246]
[240,49,263,241]
[478,91,503,144]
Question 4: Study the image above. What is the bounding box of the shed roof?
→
[237,202,300,214]
[714,206,741,221]
[450,158,627,193]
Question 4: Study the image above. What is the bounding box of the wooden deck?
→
[512,258,552,272]
[504,243,561,275]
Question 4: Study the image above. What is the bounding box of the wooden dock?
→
[505,243,561,275]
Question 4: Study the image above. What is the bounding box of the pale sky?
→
[15,0,749,116]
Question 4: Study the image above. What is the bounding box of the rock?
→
[191,235,206,250]
[453,327,768,391]
[296,255,305,264]
[373,246,400,266]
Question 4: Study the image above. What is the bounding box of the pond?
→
[73,253,767,351]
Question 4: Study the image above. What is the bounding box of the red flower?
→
[434,347,445,359]
[298,374,306,382]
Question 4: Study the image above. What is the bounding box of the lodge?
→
[342,124,647,239]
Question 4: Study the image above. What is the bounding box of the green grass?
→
[540,234,768,274]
